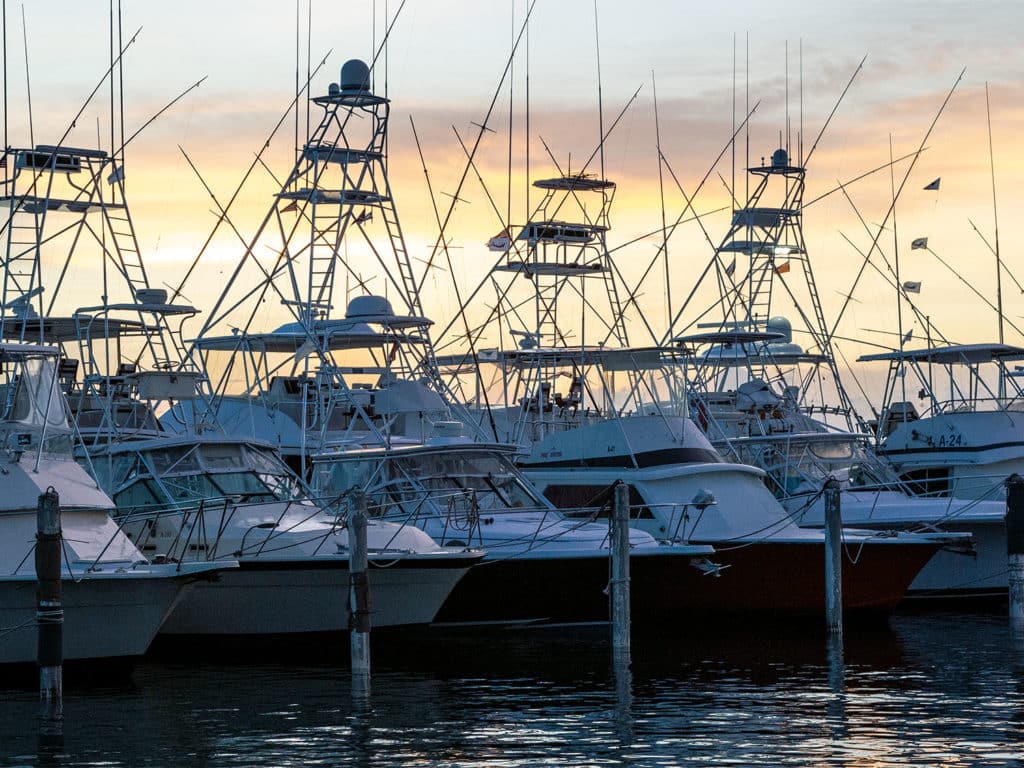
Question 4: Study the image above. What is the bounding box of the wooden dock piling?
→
[1006,475,1024,630]
[823,478,843,635]
[610,482,631,660]
[349,490,371,693]
[36,487,63,720]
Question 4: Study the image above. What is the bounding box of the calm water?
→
[3,612,1024,766]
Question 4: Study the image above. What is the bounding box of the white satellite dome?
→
[766,316,793,344]
[346,295,394,319]
[340,59,371,92]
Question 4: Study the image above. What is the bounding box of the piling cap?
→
[340,59,371,92]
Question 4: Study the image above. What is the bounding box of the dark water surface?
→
[3,612,1024,766]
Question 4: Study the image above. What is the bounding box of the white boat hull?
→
[158,556,472,635]
[0,572,194,666]
[797,490,1006,598]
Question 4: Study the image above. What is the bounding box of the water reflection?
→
[1,613,1022,767]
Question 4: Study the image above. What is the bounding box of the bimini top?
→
[436,345,673,371]
[0,341,59,358]
[193,324,428,353]
[2,315,153,343]
[858,343,1024,365]
[673,330,785,347]
[674,331,828,366]
[194,295,431,352]
[532,175,615,192]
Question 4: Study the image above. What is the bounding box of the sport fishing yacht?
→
[666,147,987,600]
[861,343,1024,500]
[0,342,226,666]
[163,60,713,625]
[433,151,951,616]
[0,111,478,637]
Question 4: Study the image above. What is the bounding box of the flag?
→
[903,329,913,345]
[911,237,928,250]
[923,178,941,191]
[487,228,512,252]
[774,260,791,275]
[280,199,299,213]
[355,210,372,224]
[106,165,125,184]
[724,257,736,277]
[0,154,7,168]
[903,281,922,294]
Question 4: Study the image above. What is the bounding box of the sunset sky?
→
[4,0,1024,408]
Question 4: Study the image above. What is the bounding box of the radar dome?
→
[135,288,168,305]
[766,316,792,343]
[340,59,371,91]
[346,295,394,319]
[771,148,788,167]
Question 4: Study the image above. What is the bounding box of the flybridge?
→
[516,221,605,244]
[13,144,109,174]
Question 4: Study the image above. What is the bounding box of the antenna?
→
[986,82,1004,348]
[506,0,514,236]
[117,0,125,168]
[21,4,32,147]
[731,33,736,212]
[653,71,671,334]
[593,0,605,181]
[525,0,530,221]
[305,0,312,149]
[785,39,789,156]
[294,0,300,171]
[889,135,905,375]
[2,0,6,183]
[799,39,804,166]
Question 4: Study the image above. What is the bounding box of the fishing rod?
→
[182,0,409,333]
[0,24,142,243]
[827,68,965,345]
[657,102,762,343]
[968,218,1024,294]
[803,54,866,167]
[168,49,332,310]
[409,116,499,440]
[415,0,538,298]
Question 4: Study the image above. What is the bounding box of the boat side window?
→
[243,445,295,477]
[147,445,200,475]
[207,471,279,502]
[484,473,536,509]
[95,454,144,493]
[542,484,654,519]
[113,478,163,513]
[808,441,855,461]
[900,467,950,497]
[316,458,376,498]
[200,443,247,469]
[159,472,222,502]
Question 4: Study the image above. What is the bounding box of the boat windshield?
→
[0,354,74,458]
[317,448,545,514]
[733,435,900,498]
[103,442,304,513]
